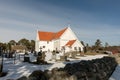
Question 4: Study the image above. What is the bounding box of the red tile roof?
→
[54,28,67,39]
[38,31,55,41]
[38,27,67,41]
[65,40,76,47]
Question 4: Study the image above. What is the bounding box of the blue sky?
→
[0,0,120,46]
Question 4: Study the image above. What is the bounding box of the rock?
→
[17,76,28,80]
[26,56,117,80]
[28,70,47,80]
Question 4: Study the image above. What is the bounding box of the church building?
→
[35,27,84,53]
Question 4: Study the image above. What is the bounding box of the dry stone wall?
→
[17,56,117,80]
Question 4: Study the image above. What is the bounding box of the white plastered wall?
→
[60,27,84,52]
[35,31,40,52]
[38,41,54,52]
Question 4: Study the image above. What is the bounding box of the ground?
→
[109,53,120,80]
[0,53,119,80]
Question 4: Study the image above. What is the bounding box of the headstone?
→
[45,52,52,61]
[60,56,67,61]
[24,53,30,62]
[56,54,60,60]
[0,64,3,73]
[0,47,2,56]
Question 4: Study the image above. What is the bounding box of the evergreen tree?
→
[94,39,102,51]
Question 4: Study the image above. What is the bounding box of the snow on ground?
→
[0,53,117,80]
[109,64,120,80]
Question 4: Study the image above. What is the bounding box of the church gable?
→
[60,27,78,40]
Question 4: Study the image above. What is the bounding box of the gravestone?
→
[0,64,3,73]
[37,51,46,64]
[45,52,52,61]
[24,52,30,62]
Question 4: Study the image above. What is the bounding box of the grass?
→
[65,51,98,57]
[84,51,97,55]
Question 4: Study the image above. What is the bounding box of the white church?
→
[35,27,84,53]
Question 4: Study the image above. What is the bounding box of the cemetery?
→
[0,48,119,80]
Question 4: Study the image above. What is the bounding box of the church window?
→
[74,47,77,50]
[43,46,45,48]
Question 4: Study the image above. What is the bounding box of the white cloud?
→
[0,1,119,45]
[0,18,33,27]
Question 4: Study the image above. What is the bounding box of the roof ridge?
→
[38,27,68,41]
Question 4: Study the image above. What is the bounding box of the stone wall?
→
[17,56,117,80]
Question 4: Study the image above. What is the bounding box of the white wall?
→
[54,39,60,50]
[38,41,54,52]
[59,39,68,50]
[35,40,40,52]
[64,40,84,52]
[35,31,40,52]
[71,40,83,51]
[60,27,84,52]
[59,27,77,51]
[60,27,77,40]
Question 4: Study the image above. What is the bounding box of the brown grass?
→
[84,51,97,55]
